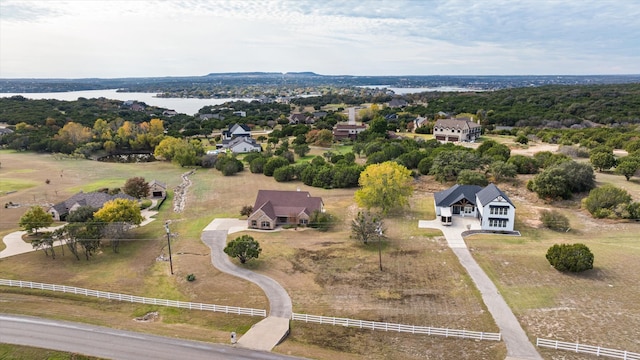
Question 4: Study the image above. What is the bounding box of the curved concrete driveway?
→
[419,218,542,360]
[201,218,292,352]
[0,226,65,259]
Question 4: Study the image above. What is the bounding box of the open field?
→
[1,147,639,359]
[0,151,503,359]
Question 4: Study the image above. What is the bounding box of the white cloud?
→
[0,0,638,77]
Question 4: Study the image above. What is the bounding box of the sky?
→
[0,0,639,78]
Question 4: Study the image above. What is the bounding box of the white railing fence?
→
[291,313,501,341]
[0,279,266,317]
[2,279,501,342]
[537,338,640,360]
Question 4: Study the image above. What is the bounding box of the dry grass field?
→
[1,145,639,359]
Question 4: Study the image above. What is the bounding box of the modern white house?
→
[227,136,262,154]
[434,183,516,231]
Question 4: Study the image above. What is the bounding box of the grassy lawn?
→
[0,343,103,360]
[2,150,639,358]
[465,180,640,357]
[0,152,505,359]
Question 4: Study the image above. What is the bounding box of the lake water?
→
[359,86,483,94]
[0,89,253,116]
[0,86,479,116]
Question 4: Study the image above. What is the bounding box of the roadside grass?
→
[0,343,103,360]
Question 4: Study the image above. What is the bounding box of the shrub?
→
[540,210,570,232]
[546,243,594,272]
[186,274,196,282]
[582,184,632,218]
[515,134,528,144]
[309,210,333,232]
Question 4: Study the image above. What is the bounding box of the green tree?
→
[582,184,632,218]
[507,155,539,174]
[224,235,262,264]
[615,156,640,181]
[293,143,310,158]
[546,243,594,272]
[457,170,489,186]
[263,157,289,176]
[528,161,595,200]
[355,161,413,215]
[590,150,617,172]
[19,206,53,234]
[488,160,517,182]
[430,150,481,182]
[123,177,150,199]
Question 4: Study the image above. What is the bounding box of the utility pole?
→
[164,222,174,275]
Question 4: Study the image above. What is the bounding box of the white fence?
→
[0,279,266,317]
[0,279,502,342]
[292,313,501,341]
[537,338,640,360]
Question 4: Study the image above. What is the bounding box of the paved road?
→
[419,218,542,360]
[201,219,292,351]
[0,314,304,360]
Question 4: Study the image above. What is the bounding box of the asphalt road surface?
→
[0,314,305,360]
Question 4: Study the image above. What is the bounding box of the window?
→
[299,219,308,225]
[251,220,257,227]
[488,218,507,228]
[261,221,270,228]
[490,206,509,215]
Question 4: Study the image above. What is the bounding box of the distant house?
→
[48,191,136,221]
[289,113,313,124]
[434,184,515,231]
[312,111,327,119]
[388,98,408,108]
[162,110,179,117]
[0,127,14,136]
[247,190,324,230]
[200,113,224,120]
[333,123,367,140]
[149,180,167,198]
[413,116,428,131]
[433,117,481,143]
[221,123,251,141]
[228,136,262,153]
[232,111,247,117]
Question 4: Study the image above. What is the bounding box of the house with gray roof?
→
[434,183,515,231]
[228,136,262,154]
[48,191,136,221]
[247,190,324,230]
[433,117,481,143]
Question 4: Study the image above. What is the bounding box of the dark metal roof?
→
[476,183,515,208]
[434,184,482,207]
